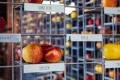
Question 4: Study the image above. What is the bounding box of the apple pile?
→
[16,41,62,64]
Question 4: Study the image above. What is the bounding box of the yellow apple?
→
[66,41,71,47]
[96,42,102,49]
[95,64,104,74]
[81,31,89,34]
[61,49,69,56]
[52,17,57,23]
[66,23,72,29]
[56,16,61,21]
[71,11,77,19]
[60,0,64,4]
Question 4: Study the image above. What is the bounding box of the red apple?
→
[40,45,52,62]
[0,17,6,32]
[22,43,43,64]
[95,18,101,26]
[44,46,62,63]
[28,0,43,4]
[86,74,92,80]
[86,54,92,59]
[88,19,93,25]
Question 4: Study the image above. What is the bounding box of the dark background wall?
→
[0,0,7,21]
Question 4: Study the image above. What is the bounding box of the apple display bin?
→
[0,0,120,80]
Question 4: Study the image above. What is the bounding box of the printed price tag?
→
[105,60,120,68]
[66,34,102,41]
[24,63,65,73]
[24,3,64,12]
[104,7,120,14]
[0,34,21,43]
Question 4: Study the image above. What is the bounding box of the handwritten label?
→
[24,63,65,73]
[66,34,102,41]
[104,7,120,14]
[38,5,52,11]
[105,60,120,68]
[81,36,88,40]
[39,66,50,70]
[24,3,64,12]
[0,34,21,43]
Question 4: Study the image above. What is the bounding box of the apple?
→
[38,14,43,18]
[95,64,104,74]
[22,43,43,64]
[96,42,102,49]
[0,17,6,32]
[95,18,101,26]
[52,17,57,23]
[66,41,71,47]
[66,23,72,29]
[99,27,112,34]
[57,74,63,79]
[65,50,69,56]
[60,0,64,4]
[86,54,92,59]
[53,74,58,80]
[71,11,77,19]
[109,70,114,78]
[61,49,69,56]
[111,16,120,22]
[56,16,61,21]
[86,74,92,80]
[41,45,52,54]
[89,31,94,34]
[44,46,62,63]
[81,31,89,34]
[16,48,21,61]
[28,0,43,4]
[15,46,26,61]
[88,19,93,25]
[102,0,118,7]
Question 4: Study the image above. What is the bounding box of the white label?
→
[24,63,65,73]
[66,34,102,41]
[24,3,64,12]
[104,7,120,14]
[105,60,120,68]
[0,34,21,43]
